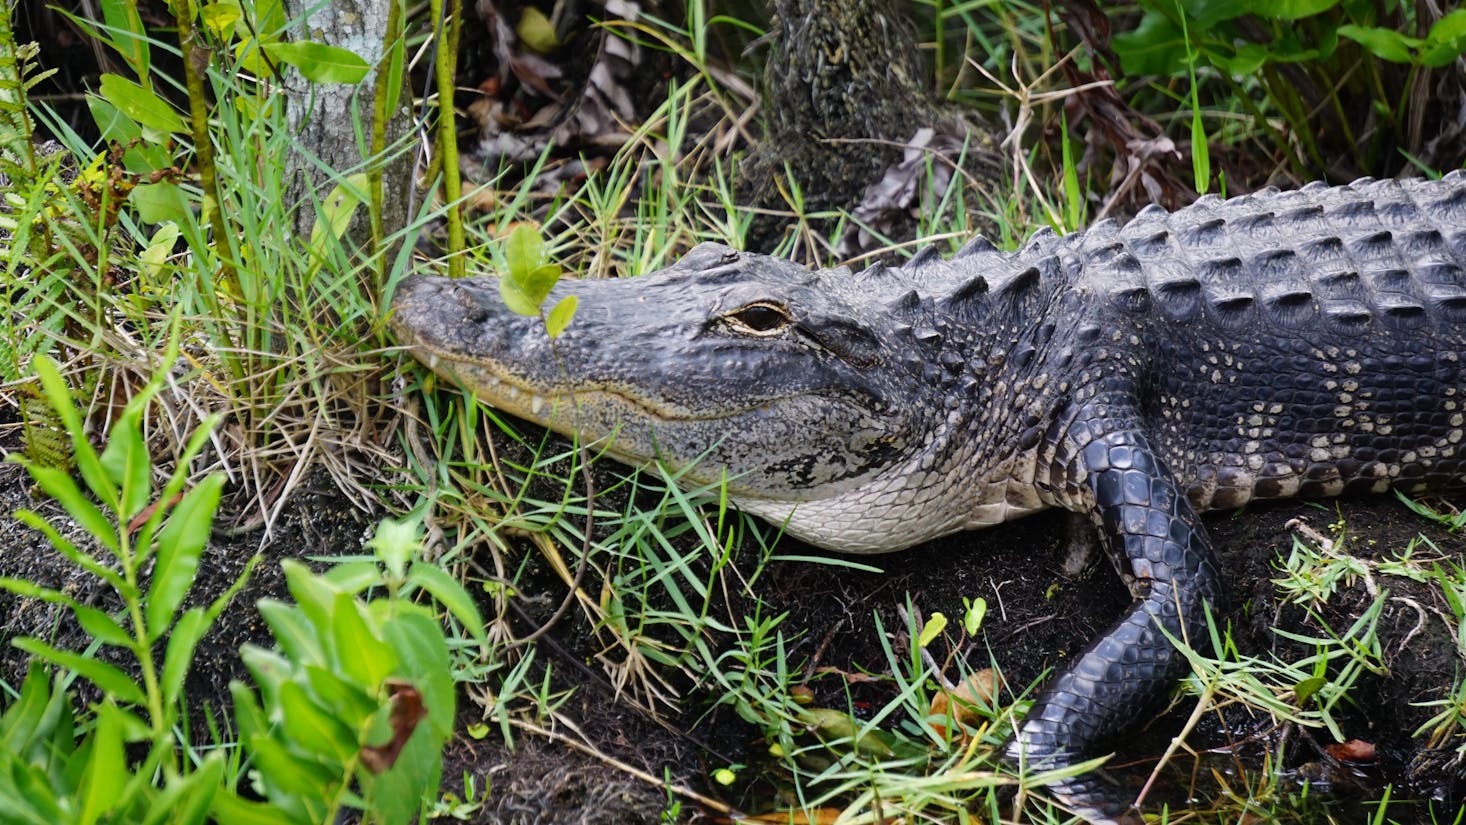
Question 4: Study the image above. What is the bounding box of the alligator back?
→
[1048,173,1466,512]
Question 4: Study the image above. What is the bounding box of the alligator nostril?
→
[450,285,491,323]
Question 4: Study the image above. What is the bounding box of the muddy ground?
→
[2,412,1465,823]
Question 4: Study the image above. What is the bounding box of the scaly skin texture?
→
[391,172,1466,823]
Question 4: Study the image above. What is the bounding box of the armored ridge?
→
[390,171,1466,823]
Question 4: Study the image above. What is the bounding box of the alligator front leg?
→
[1005,407,1221,824]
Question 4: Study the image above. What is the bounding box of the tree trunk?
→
[739,0,1000,256]
[281,0,412,248]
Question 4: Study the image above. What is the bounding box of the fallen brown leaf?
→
[360,679,429,774]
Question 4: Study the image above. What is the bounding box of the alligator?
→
[390,171,1466,823]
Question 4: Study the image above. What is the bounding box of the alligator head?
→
[391,241,1028,553]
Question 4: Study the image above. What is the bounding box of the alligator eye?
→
[726,302,791,335]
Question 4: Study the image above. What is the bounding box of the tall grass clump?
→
[2,0,431,529]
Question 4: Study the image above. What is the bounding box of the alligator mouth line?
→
[411,345,786,425]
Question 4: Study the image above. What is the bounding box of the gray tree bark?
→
[282,0,413,248]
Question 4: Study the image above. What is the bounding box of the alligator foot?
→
[1007,401,1222,823]
[1002,749,1144,825]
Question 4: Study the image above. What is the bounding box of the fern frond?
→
[0,1,40,181]
[19,378,70,470]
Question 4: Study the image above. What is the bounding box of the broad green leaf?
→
[264,41,371,84]
[503,223,545,279]
[516,7,560,53]
[304,664,380,725]
[200,2,243,41]
[283,559,340,633]
[253,0,287,35]
[241,645,292,705]
[147,473,224,639]
[257,600,324,666]
[1294,675,1327,704]
[1112,11,1188,76]
[97,74,187,134]
[229,681,267,742]
[139,223,181,280]
[208,788,291,825]
[277,680,358,764]
[73,604,133,648]
[13,639,146,706]
[321,560,386,594]
[130,182,192,225]
[247,734,336,813]
[233,35,274,78]
[1337,24,1420,63]
[121,142,177,176]
[498,277,544,316]
[86,96,142,143]
[525,264,562,301]
[1211,42,1269,75]
[77,703,127,825]
[1422,10,1466,67]
[1422,42,1466,67]
[917,612,948,648]
[408,561,487,643]
[309,173,369,253]
[1428,8,1466,43]
[501,262,563,317]
[381,609,455,734]
[161,608,208,707]
[330,593,396,688]
[546,295,578,338]
[97,409,150,521]
[24,465,120,555]
[1259,0,1340,20]
[100,0,150,77]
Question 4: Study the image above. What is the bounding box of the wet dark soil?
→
[2,408,1465,822]
[753,493,1466,819]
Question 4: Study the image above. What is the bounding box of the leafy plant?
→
[2,349,252,822]
[498,223,578,337]
[221,517,481,825]
[3,350,483,824]
[1110,1,1466,177]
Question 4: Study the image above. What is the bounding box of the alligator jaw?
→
[411,347,560,422]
